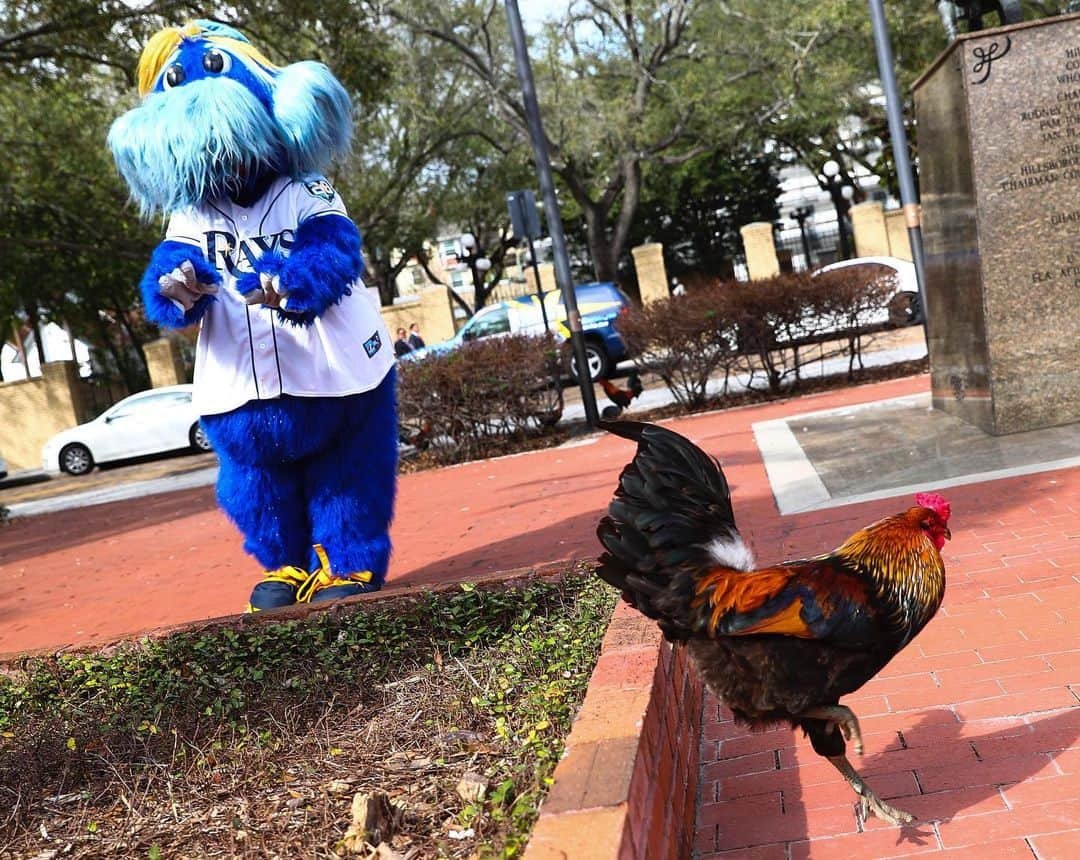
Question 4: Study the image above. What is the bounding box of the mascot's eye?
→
[203,49,232,74]
[163,63,185,90]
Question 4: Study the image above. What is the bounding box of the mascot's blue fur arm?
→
[139,240,221,328]
[252,213,361,326]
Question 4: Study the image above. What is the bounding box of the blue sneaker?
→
[295,544,382,603]
[246,565,310,612]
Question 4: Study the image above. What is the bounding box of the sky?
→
[520,0,571,31]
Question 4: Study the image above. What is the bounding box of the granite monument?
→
[914,13,1080,435]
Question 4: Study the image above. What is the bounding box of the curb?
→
[525,601,703,859]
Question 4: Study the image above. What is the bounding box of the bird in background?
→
[595,421,952,825]
[599,368,644,420]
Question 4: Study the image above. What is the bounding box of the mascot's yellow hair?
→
[136,22,278,96]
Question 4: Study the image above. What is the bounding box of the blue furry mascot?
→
[109,21,397,611]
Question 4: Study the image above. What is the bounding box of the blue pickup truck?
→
[404,282,633,381]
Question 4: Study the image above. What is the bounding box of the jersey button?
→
[241,215,248,222]
[258,342,267,350]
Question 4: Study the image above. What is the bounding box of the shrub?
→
[734,269,901,390]
[621,268,904,403]
[398,334,564,464]
[812,265,899,378]
[618,285,744,408]
[729,273,830,392]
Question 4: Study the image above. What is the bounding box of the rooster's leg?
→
[827,754,915,826]
[801,704,864,754]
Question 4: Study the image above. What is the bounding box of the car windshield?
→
[107,390,191,419]
[466,308,510,339]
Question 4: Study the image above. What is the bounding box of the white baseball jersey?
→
[165,175,393,416]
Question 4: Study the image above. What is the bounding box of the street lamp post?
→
[822,159,856,260]
[789,205,815,270]
[505,0,600,427]
[458,232,491,309]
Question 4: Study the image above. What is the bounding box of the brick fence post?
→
[739,222,780,280]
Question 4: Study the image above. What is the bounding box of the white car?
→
[42,384,211,476]
[813,255,922,327]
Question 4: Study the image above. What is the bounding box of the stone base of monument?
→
[915,13,1080,435]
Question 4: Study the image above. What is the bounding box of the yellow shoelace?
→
[262,565,311,587]
[245,565,312,613]
[295,544,373,603]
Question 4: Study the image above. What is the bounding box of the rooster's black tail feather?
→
[596,421,743,639]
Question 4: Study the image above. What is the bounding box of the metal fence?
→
[79,375,129,420]
[775,224,842,272]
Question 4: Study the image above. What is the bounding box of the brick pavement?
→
[3,370,1078,858]
[685,386,1080,857]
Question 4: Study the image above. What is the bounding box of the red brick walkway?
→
[684,387,1080,857]
[3,372,1078,857]
[2,376,921,654]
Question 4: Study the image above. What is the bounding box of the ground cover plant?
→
[0,570,614,859]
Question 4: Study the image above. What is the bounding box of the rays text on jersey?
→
[205,229,296,275]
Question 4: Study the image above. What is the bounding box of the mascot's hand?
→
[239,255,294,312]
[159,260,219,311]
[240,254,320,325]
[242,272,291,310]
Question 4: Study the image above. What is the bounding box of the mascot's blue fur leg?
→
[201,373,397,605]
[201,397,331,610]
[207,448,311,569]
[304,369,398,602]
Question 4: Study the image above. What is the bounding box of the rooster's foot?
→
[857,790,915,826]
[828,754,915,826]
[802,704,864,754]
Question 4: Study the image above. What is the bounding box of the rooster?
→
[400,417,433,450]
[599,369,644,420]
[596,421,951,825]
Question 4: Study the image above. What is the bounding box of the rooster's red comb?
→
[915,492,951,522]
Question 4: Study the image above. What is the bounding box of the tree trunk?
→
[582,206,618,283]
[113,306,150,391]
[26,305,46,370]
[589,236,618,283]
[92,314,127,388]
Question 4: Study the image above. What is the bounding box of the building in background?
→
[771,108,897,273]
[1,322,93,381]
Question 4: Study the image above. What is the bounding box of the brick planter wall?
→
[525,601,704,859]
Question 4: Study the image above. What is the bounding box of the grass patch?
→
[0,568,615,858]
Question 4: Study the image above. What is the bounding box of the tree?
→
[622,147,781,279]
[391,0,764,283]
[331,22,526,309]
[422,132,539,313]
[699,0,944,202]
[0,72,160,389]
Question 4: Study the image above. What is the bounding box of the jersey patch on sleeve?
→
[304,178,337,203]
[363,330,383,358]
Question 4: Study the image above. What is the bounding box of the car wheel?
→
[59,443,94,476]
[887,291,922,327]
[190,422,213,452]
[570,342,611,382]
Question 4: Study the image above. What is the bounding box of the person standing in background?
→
[407,322,425,351]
